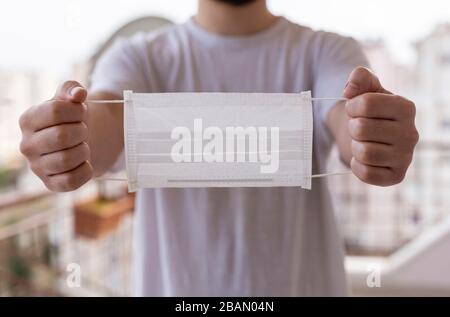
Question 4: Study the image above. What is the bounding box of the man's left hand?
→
[343,67,419,186]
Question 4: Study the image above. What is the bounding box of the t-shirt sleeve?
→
[90,35,148,95]
[312,33,369,147]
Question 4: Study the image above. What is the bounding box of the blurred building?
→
[413,24,450,227]
[416,24,450,139]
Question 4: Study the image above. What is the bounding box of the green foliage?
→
[8,255,32,280]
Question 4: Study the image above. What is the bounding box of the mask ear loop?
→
[310,171,352,179]
[87,96,354,182]
[85,97,350,104]
[308,97,352,179]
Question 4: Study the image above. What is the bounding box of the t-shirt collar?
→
[184,16,288,49]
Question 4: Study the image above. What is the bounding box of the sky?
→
[1,0,450,75]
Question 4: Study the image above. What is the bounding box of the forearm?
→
[326,101,352,166]
[87,92,124,176]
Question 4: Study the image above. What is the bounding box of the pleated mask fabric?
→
[124,91,313,192]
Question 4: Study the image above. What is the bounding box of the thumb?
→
[53,81,87,103]
[343,67,389,99]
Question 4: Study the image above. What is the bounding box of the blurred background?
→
[1,0,450,296]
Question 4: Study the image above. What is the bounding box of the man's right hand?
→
[19,81,94,192]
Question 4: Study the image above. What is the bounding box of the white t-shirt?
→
[91,17,368,296]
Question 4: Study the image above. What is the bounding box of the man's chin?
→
[214,0,258,6]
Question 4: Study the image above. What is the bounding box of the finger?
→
[343,67,390,99]
[38,142,90,176]
[53,81,87,103]
[351,158,403,187]
[31,122,88,155]
[348,117,405,145]
[351,140,407,168]
[21,100,87,132]
[47,161,93,192]
[346,93,416,121]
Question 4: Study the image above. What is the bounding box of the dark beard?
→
[215,0,257,6]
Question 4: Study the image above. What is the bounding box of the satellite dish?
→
[87,16,173,83]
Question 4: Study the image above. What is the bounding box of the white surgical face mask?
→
[124,90,313,192]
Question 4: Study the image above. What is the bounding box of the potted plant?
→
[74,180,135,239]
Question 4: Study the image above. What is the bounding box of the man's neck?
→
[194,0,278,36]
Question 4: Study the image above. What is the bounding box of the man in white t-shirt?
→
[19,0,418,296]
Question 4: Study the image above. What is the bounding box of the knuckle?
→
[396,96,415,117]
[409,128,420,145]
[19,112,29,131]
[360,94,375,109]
[392,95,404,104]
[19,139,33,157]
[389,95,413,117]
[404,99,416,117]
[398,149,412,164]
[392,169,406,185]
[413,129,420,144]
